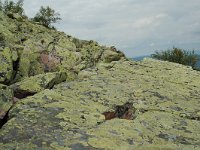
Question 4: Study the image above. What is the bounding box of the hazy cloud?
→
[12,0,200,57]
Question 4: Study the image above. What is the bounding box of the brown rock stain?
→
[102,102,136,120]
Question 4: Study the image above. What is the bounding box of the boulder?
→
[6,12,23,21]
[11,72,67,99]
[103,49,125,63]
[0,84,13,127]
[0,47,13,84]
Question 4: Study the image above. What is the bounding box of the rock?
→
[0,10,200,149]
[0,60,200,149]
[0,84,13,127]
[0,47,13,84]
[0,12,120,82]
[0,11,125,82]
[103,102,136,120]
[11,72,67,99]
[0,33,6,48]
[103,49,125,63]
[6,12,23,21]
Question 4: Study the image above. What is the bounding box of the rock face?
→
[0,84,13,126]
[0,12,200,149]
[0,47,14,84]
[0,11,125,83]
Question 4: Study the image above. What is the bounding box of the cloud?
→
[12,0,200,57]
[132,13,168,29]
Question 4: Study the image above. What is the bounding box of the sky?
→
[13,0,200,57]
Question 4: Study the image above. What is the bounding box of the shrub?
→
[151,47,199,68]
[32,6,61,28]
[1,0,25,16]
[0,0,2,11]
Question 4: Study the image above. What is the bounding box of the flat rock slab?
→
[0,59,200,149]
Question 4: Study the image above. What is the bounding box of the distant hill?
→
[132,55,150,61]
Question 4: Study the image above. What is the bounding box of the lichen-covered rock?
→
[0,84,13,126]
[0,47,13,84]
[0,59,200,149]
[0,11,125,83]
[11,72,67,99]
[1,8,200,150]
[6,12,24,21]
[103,48,125,63]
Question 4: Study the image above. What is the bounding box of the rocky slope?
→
[0,12,200,149]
